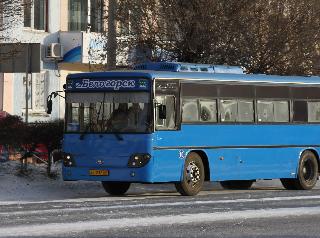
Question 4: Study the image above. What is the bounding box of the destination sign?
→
[66,78,150,92]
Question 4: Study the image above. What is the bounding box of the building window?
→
[0,1,3,30]
[119,9,131,35]
[23,0,48,31]
[90,0,104,32]
[23,0,32,27]
[34,0,47,30]
[69,0,88,31]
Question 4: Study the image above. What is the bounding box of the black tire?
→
[280,178,297,190]
[281,151,318,190]
[220,180,254,190]
[102,182,131,195]
[175,152,205,196]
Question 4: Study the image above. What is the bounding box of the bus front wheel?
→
[102,182,131,195]
[281,151,318,190]
[175,152,205,196]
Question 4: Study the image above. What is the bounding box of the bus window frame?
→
[155,94,179,131]
[256,99,290,124]
[154,79,181,131]
[179,80,320,126]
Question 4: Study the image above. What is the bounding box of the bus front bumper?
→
[62,166,153,183]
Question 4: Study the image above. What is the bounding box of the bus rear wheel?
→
[175,152,205,196]
[220,180,254,189]
[102,182,131,195]
[281,151,318,190]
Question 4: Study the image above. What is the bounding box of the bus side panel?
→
[154,124,320,182]
[151,148,184,182]
[208,148,299,181]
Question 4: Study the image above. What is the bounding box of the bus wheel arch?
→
[190,150,210,181]
[175,151,205,196]
[281,149,318,190]
[306,149,320,174]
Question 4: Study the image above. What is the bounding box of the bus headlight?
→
[128,154,151,168]
[63,153,75,167]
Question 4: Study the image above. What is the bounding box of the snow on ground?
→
[0,160,178,203]
[0,160,106,202]
[0,160,286,203]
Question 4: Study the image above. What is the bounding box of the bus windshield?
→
[66,92,151,133]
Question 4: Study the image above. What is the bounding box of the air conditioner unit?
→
[46,43,63,59]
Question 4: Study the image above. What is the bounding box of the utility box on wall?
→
[46,43,63,59]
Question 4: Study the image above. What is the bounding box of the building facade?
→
[0,0,130,122]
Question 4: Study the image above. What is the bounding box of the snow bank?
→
[0,161,105,202]
[0,160,179,203]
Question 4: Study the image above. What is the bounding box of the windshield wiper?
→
[79,122,93,140]
[105,124,124,141]
[96,93,106,130]
[79,105,96,140]
[113,132,124,141]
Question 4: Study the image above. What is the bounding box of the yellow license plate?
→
[89,170,109,176]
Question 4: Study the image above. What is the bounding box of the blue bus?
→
[56,62,320,196]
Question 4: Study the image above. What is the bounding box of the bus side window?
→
[258,100,289,122]
[220,100,237,122]
[274,101,289,122]
[293,101,308,122]
[199,99,217,122]
[156,96,166,127]
[238,100,254,122]
[182,99,199,122]
[155,95,176,130]
[257,100,273,122]
[308,101,320,122]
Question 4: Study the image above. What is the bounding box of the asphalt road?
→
[1,180,320,238]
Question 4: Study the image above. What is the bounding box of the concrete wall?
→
[60,0,69,31]
[3,73,13,113]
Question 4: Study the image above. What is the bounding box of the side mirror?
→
[47,98,52,114]
[158,105,166,119]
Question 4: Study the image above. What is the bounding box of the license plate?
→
[89,170,109,176]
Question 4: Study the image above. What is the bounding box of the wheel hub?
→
[302,159,314,182]
[186,161,201,184]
